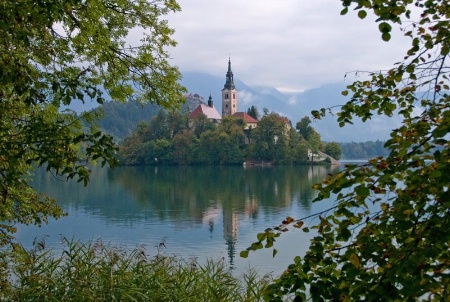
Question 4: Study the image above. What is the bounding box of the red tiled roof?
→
[189,104,221,120]
[232,112,258,123]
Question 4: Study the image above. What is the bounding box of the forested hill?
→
[96,99,389,160]
[97,101,161,140]
[339,140,389,159]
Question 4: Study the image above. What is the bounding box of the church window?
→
[225,93,229,99]
[233,104,235,108]
[226,104,228,108]
[233,93,235,99]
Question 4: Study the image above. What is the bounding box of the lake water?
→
[15,164,343,277]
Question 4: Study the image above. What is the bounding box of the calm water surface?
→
[16,165,342,276]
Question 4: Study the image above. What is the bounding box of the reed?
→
[1,238,270,302]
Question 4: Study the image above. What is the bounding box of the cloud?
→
[238,90,257,106]
[164,1,411,92]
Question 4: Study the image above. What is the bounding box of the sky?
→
[167,0,412,93]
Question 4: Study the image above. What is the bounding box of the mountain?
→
[179,71,289,114]
[284,83,402,142]
[68,72,402,142]
[180,72,401,142]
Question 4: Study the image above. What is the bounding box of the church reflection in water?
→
[25,164,339,268]
[197,165,336,267]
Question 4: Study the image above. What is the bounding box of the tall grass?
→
[0,238,270,301]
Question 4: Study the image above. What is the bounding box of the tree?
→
[167,111,189,139]
[216,117,246,164]
[243,1,450,300]
[250,113,279,161]
[0,0,185,245]
[198,130,220,164]
[143,110,169,141]
[307,128,321,154]
[295,116,314,140]
[173,130,195,165]
[324,141,342,160]
[293,140,310,163]
[247,105,260,120]
[192,114,216,137]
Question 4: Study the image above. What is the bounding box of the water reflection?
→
[105,165,330,220]
[23,165,340,272]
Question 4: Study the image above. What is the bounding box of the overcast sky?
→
[167,0,412,92]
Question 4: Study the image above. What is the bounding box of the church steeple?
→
[223,58,235,90]
[207,94,213,107]
[222,58,238,117]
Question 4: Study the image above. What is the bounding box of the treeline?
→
[97,100,195,140]
[118,110,342,166]
[339,140,389,159]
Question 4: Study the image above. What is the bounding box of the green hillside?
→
[97,101,161,140]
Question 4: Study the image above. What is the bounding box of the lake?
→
[15,164,343,276]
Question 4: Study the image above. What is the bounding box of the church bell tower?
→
[222,58,238,117]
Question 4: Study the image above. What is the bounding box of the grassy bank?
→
[1,238,269,301]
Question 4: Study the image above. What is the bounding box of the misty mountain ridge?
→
[180,72,401,142]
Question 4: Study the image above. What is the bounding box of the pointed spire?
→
[223,58,235,90]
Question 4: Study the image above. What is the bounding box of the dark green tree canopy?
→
[244,0,450,300]
[117,110,325,166]
[247,105,260,120]
[0,0,185,245]
[295,116,313,140]
[324,141,342,160]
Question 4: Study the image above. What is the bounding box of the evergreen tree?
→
[246,105,260,120]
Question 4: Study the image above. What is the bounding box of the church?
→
[189,59,258,129]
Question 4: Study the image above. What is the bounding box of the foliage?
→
[249,113,291,162]
[295,116,323,155]
[244,0,450,300]
[1,238,269,302]
[0,0,186,245]
[97,100,160,140]
[323,141,342,160]
[118,111,326,165]
[247,105,260,120]
[173,130,195,165]
[192,113,216,137]
[295,116,314,140]
[307,129,321,154]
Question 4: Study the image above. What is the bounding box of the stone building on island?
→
[189,58,258,129]
[188,94,221,123]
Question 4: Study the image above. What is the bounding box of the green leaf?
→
[340,7,348,15]
[240,250,249,258]
[257,232,266,241]
[382,32,391,42]
[272,249,278,258]
[0,0,186,247]
[311,110,321,119]
[265,241,273,248]
[378,22,392,33]
[358,10,367,19]
[349,253,361,269]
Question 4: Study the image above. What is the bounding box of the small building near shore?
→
[231,112,258,129]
